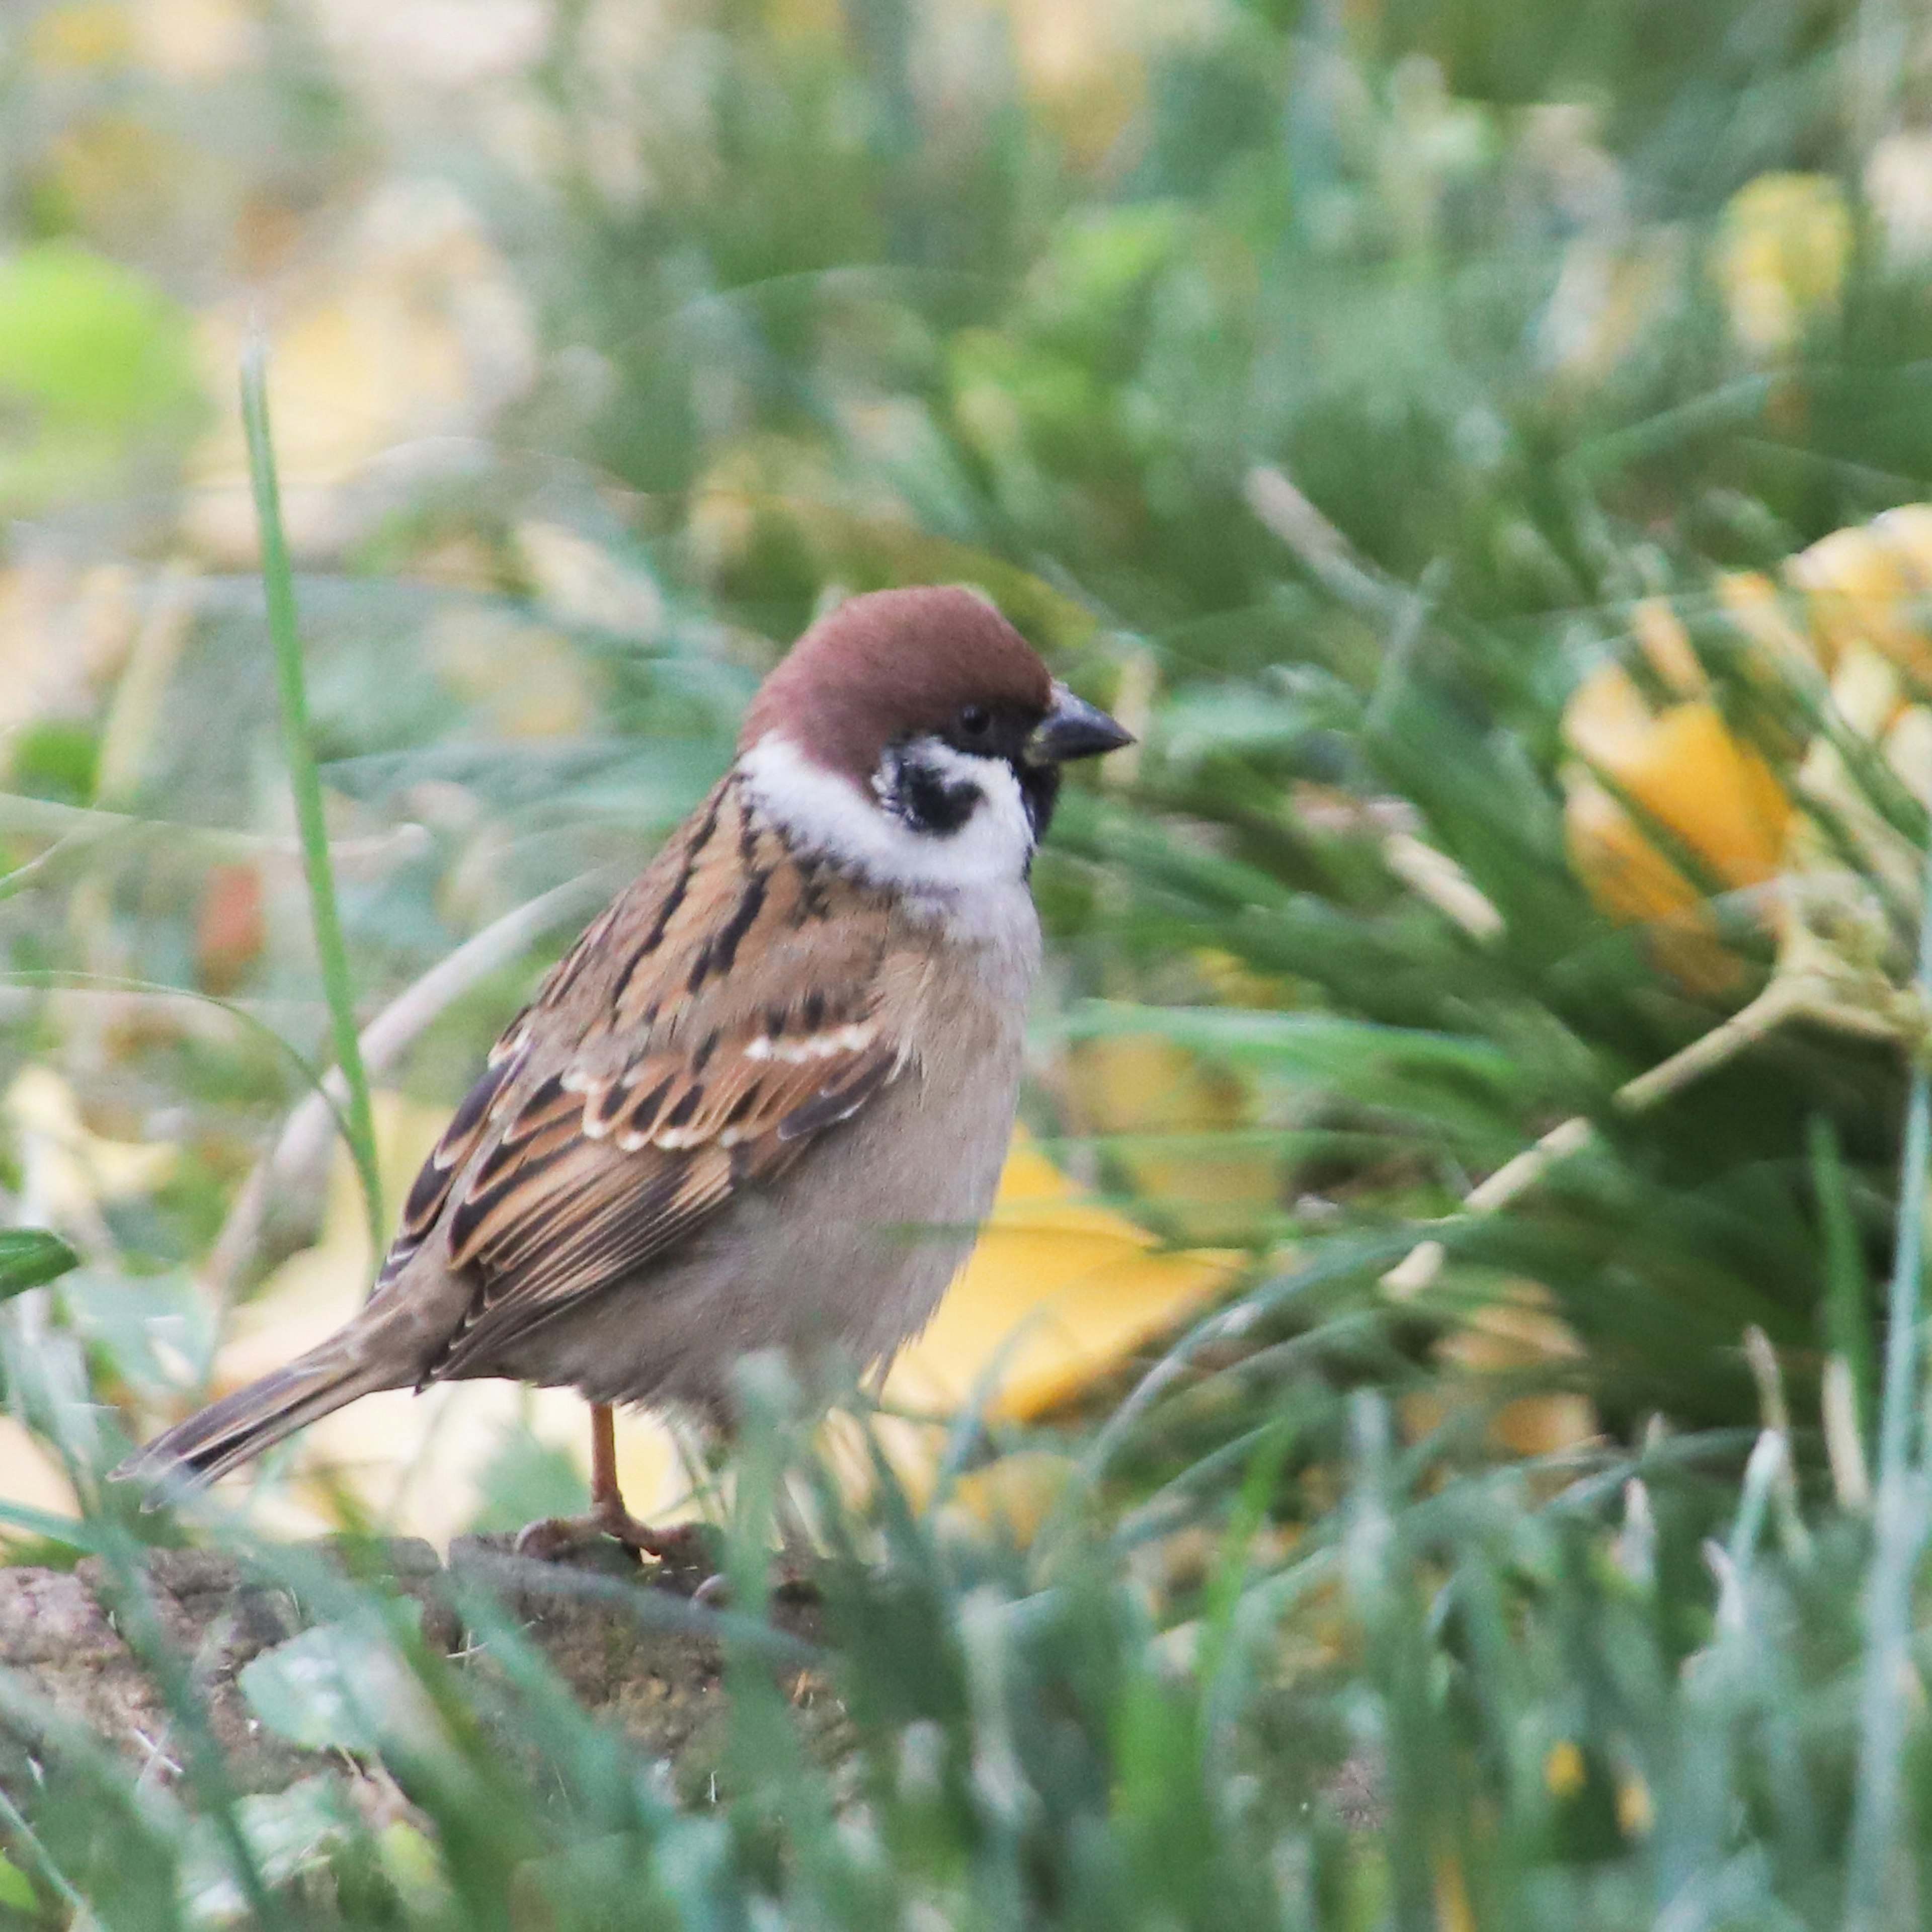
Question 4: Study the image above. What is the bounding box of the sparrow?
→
[120,586,1132,1551]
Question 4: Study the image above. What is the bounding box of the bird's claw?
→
[512,1511,720,1590]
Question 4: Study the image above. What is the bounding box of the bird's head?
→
[738,586,1132,894]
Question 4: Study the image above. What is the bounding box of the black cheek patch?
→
[896,755,981,836]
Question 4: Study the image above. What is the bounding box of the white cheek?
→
[739,731,1038,898]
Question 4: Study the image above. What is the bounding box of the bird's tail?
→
[115,1345,401,1492]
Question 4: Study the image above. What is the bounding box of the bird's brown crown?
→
[740,587,1054,787]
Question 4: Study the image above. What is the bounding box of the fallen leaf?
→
[184,181,536,560]
[1065,1033,1279,1240]
[887,1128,1241,1422]
[6,1065,178,1230]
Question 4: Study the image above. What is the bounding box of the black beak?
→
[1029,681,1135,764]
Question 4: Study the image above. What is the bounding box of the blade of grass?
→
[1810,1114,1875,1442]
[0,1783,82,1917]
[1843,837,1932,1930]
[239,334,383,1257]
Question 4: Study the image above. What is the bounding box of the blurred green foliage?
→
[0,240,201,510]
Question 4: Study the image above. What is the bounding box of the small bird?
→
[121,586,1131,1551]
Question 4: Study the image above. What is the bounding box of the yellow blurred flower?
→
[1715,173,1852,359]
[28,1,133,70]
[1545,1739,1588,1800]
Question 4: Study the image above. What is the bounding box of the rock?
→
[0,1538,840,1800]
[446,1535,838,1790]
[0,1548,311,1791]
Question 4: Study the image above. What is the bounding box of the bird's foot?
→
[514,1506,718,1589]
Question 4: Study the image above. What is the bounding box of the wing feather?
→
[380,773,914,1382]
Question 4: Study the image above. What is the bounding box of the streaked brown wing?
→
[377,774,910,1380]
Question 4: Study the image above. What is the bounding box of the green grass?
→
[240,337,383,1259]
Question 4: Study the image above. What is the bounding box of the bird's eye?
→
[959,704,991,738]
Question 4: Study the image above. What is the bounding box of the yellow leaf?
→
[1562,651,1793,991]
[185,182,535,560]
[0,1418,81,1544]
[515,521,666,639]
[1629,595,1706,698]
[6,1065,177,1226]
[1716,569,1814,684]
[1190,947,1296,1009]
[42,113,221,295]
[942,1450,1073,1544]
[1002,0,1148,172]
[1405,1280,1599,1461]
[0,559,141,751]
[886,1128,1241,1423]
[1065,1033,1279,1239]
[1564,673,1791,892]
[1787,526,1922,675]
[1563,504,1932,1004]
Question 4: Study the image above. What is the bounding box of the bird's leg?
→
[514,1403,714,1580]
[586,1402,672,1552]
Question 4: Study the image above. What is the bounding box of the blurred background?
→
[3,0,1932,1562]
[22,0,1932,1922]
